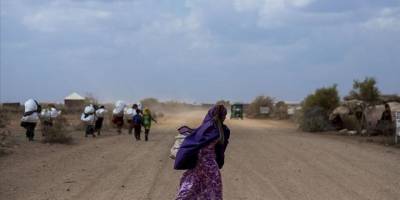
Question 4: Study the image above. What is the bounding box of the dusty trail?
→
[1,110,399,200]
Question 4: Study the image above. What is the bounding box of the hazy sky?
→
[1,0,399,103]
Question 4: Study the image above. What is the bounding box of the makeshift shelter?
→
[330,101,400,134]
[64,92,85,111]
[329,100,364,129]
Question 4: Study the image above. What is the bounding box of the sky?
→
[1,0,400,104]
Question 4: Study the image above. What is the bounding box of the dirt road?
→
[1,110,399,200]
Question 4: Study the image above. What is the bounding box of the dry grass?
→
[42,116,73,144]
[0,109,13,155]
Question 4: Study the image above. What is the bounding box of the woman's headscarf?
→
[174,105,230,170]
[144,108,151,115]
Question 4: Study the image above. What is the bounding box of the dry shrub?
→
[299,107,334,132]
[0,110,12,155]
[247,96,274,118]
[275,101,289,120]
[0,129,12,156]
[0,109,11,128]
[42,116,73,144]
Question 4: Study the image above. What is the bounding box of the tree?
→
[348,77,380,104]
[247,96,275,118]
[299,84,340,132]
[303,84,340,114]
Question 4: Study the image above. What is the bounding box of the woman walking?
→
[112,101,126,134]
[81,105,96,138]
[20,99,41,141]
[174,105,230,200]
[142,108,157,141]
[95,105,107,136]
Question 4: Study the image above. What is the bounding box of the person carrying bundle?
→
[132,111,143,141]
[40,104,61,136]
[125,105,137,134]
[112,101,126,134]
[142,108,157,141]
[20,99,41,141]
[95,105,107,136]
[81,105,96,138]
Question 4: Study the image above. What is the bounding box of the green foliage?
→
[349,77,380,104]
[247,96,274,118]
[303,84,340,114]
[300,85,339,132]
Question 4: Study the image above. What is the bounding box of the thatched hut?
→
[64,92,85,111]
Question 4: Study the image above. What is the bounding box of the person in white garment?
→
[20,99,41,141]
[95,105,107,136]
[81,105,96,138]
[112,101,126,134]
[40,104,61,136]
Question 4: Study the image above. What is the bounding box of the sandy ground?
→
[1,110,400,200]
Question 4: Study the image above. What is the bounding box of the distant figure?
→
[175,105,230,200]
[20,99,41,141]
[132,111,143,141]
[125,105,137,134]
[380,103,393,136]
[40,104,61,136]
[381,103,392,121]
[81,105,96,138]
[112,101,126,134]
[142,108,157,141]
[95,105,107,136]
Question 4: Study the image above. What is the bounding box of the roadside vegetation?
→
[299,84,340,132]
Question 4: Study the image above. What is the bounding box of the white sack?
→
[113,101,126,115]
[21,112,39,123]
[124,108,136,119]
[24,99,38,113]
[169,134,187,159]
[96,108,107,118]
[81,113,95,125]
[84,105,95,114]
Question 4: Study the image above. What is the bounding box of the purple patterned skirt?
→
[176,140,222,200]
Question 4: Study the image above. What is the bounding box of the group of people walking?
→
[111,101,157,141]
[20,98,231,199]
[20,98,158,142]
[80,101,157,141]
[20,99,61,141]
[80,104,107,137]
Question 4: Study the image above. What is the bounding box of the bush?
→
[299,107,334,132]
[42,116,73,144]
[247,96,275,118]
[275,101,289,120]
[300,85,339,132]
[0,110,10,128]
[347,77,380,104]
[303,84,340,114]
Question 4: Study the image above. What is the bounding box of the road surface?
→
[1,110,399,200]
